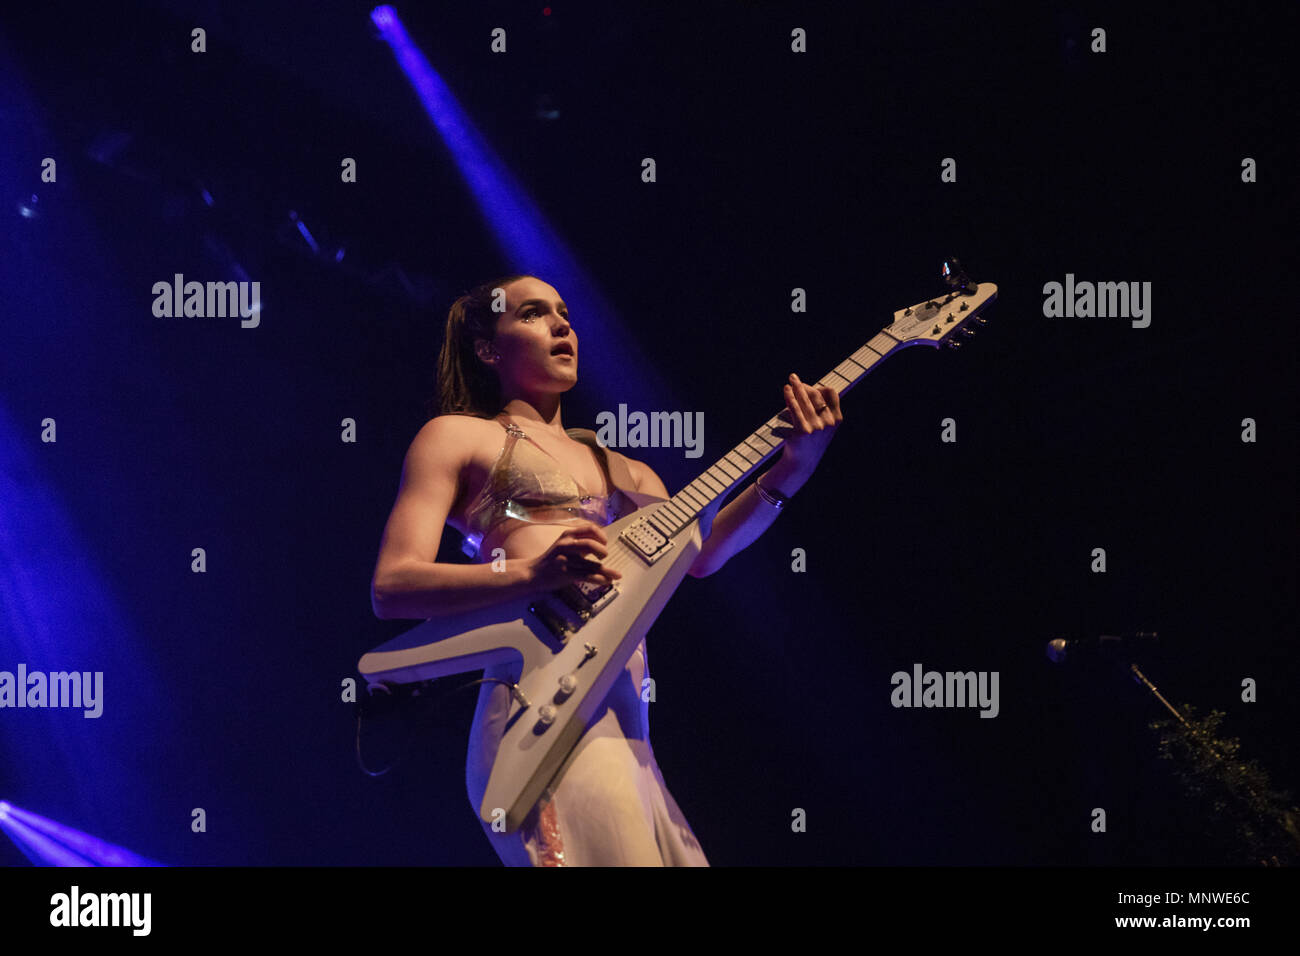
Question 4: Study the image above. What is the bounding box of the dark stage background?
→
[0,0,1293,868]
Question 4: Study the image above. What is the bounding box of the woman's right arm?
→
[370,417,529,620]
[370,417,620,621]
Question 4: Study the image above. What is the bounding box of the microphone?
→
[1046,631,1159,664]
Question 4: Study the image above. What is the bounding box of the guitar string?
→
[515,415,793,575]
[504,419,790,571]
[563,507,693,577]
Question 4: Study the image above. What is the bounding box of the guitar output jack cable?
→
[354,676,526,777]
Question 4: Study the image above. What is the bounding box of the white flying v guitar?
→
[358,270,998,832]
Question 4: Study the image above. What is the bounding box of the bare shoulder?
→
[409,413,499,465]
[401,415,505,526]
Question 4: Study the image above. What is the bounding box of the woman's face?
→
[482,277,578,393]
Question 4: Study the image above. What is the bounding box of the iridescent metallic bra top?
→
[460,418,623,560]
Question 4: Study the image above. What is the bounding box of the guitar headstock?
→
[885,274,998,349]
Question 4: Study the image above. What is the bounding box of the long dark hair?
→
[428,273,533,419]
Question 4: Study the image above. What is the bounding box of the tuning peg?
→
[942,257,976,293]
[973,316,988,325]
[947,339,963,349]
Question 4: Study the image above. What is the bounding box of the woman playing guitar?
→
[370,274,843,865]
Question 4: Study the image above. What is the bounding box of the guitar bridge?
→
[559,580,618,616]
[529,580,619,641]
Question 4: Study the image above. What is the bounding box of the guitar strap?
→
[565,427,637,496]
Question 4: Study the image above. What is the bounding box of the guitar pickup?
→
[528,598,584,641]
[620,520,673,563]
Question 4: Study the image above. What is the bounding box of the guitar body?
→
[359,496,706,832]
[359,275,997,835]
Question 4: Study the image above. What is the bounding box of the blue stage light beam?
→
[0,811,93,866]
[0,36,177,857]
[370,5,673,411]
[0,801,163,866]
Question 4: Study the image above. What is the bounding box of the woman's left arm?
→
[629,373,844,577]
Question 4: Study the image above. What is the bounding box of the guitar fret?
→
[700,472,726,494]
[870,331,899,354]
[690,480,717,502]
[835,357,865,380]
[686,481,717,504]
[681,486,706,509]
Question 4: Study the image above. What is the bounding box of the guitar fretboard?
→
[648,327,904,537]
